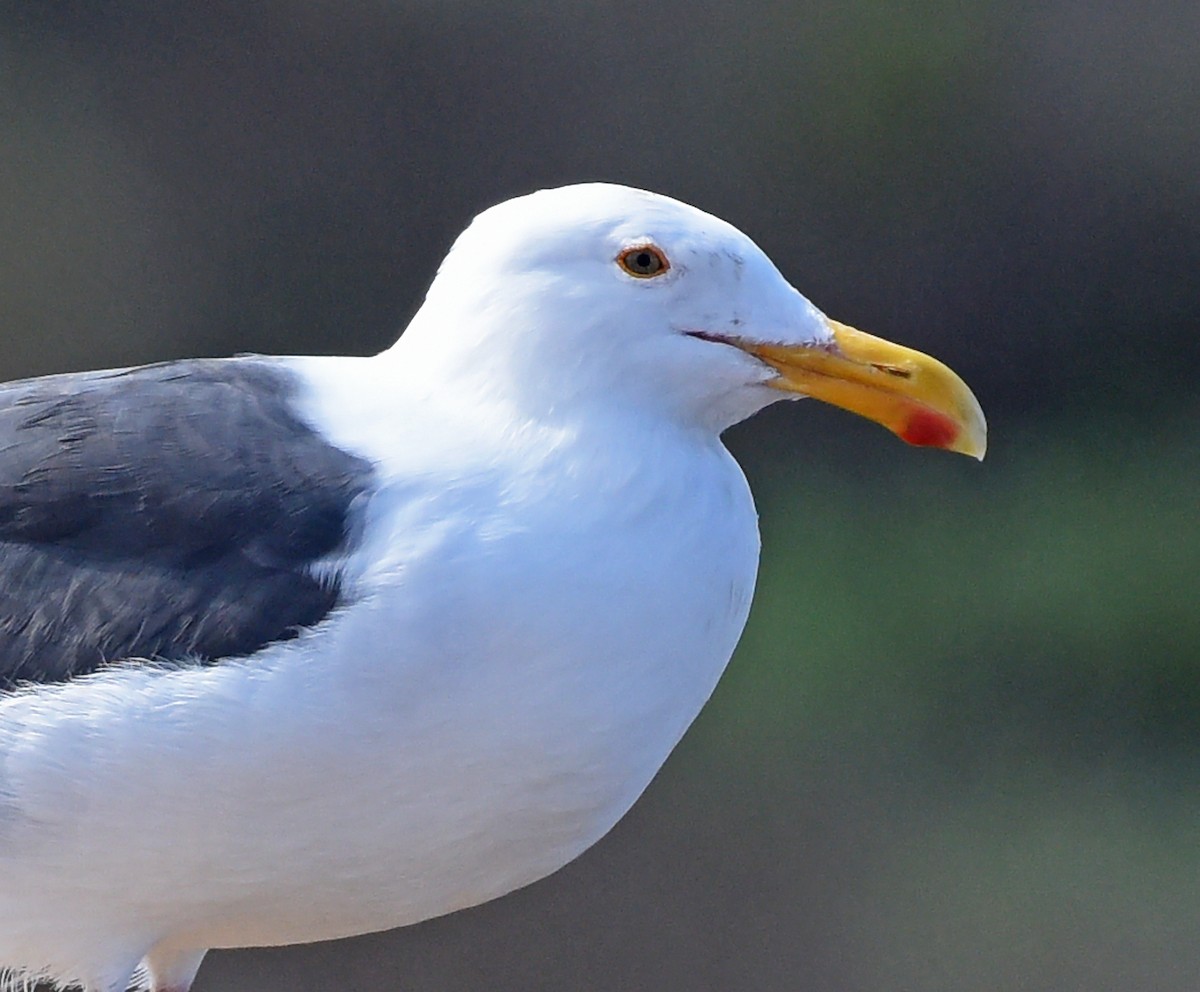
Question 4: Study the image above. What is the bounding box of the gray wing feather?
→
[0,358,374,690]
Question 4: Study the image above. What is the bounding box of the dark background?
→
[3,2,1198,989]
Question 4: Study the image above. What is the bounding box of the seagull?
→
[0,183,984,992]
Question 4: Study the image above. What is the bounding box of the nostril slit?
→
[874,364,912,379]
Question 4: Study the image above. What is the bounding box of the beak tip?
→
[972,428,988,461]
[962,400,988,462]
[897,406,987,461]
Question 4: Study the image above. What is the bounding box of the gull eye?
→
[617,244,669,279]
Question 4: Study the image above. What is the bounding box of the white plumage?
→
[0,184,983,992]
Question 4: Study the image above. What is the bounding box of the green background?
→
[3,2,1197,989]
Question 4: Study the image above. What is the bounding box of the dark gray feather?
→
[0,358,375,690]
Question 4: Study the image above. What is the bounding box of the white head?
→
[394,184,985,454]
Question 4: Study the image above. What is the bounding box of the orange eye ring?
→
[617,244,669,278]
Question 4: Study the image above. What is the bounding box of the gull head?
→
[398,183,985,457]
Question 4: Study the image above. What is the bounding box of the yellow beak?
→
[740,319,987,459]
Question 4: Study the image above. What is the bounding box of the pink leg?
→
[143,945,206,992]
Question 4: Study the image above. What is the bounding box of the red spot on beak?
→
[900,408,959,449]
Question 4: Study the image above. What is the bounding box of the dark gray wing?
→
[0,357,375,691]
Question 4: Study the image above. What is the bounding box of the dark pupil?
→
[634,251,656,272]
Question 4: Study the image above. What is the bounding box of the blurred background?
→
[3,2,1198,989]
